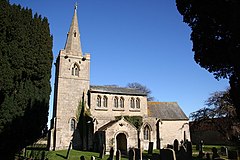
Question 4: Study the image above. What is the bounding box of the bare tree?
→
[127,82,154,101]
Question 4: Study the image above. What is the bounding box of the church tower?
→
[49,5,90,150]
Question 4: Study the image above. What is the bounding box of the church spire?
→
[64,3,83,56]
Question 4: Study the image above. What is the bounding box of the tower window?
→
[144,125,150,140]
[136,98,140,108]
[120,97,124,108]
[103,96,108,108]
[74,31,77,37]
[97,95,101,107]
[70,119,76,131]
[114,97,118,108]
[71,64,79,76]
[130,98,135,108]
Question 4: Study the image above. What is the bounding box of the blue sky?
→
[10,0,228,122]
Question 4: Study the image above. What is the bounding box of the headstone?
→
[167,144,173,149]
[206,153,210,160]
[177,146,187,160]
[108,147,114,160]
[148,142,154,154]
[212,147,220,160]
[116,150,121,160]
[160,148,176,160]
[220,146,228,156]
[91,156,95,160]
[185,141,192,159]
[228,150,238,160]
[129,148,135,160]
[198,140,204,158]
[99,144,105,159]
[135,148,142,160]
[173,139,179,154]
[80,156,85,160]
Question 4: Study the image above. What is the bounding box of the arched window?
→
[114,97,118,108]
[103,96,108,108]
[71,63,79,76]
[120,97,124,108]
[130,98,135,108]
[70,119,76,131]
[97,95,101,107]
[144,125,150,140]
[136,98,140,108]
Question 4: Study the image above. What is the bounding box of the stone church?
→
[48,6,190,153]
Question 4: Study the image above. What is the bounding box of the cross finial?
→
[74,2,78,10]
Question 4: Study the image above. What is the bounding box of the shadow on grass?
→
[56,153,67,159]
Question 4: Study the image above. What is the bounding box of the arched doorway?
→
[116,133,127,154]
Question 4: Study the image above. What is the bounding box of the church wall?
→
[159,120,190,148]
[89,92,148,128]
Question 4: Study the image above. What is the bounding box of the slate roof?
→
[148,102,189,120]
[90,85,147,96]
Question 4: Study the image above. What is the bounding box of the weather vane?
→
[74,2,78,10]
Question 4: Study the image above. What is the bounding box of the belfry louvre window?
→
[103,96,108,107]
[97,95,101,107]
[120,97,124,108]
[114,97,118,108]
[71,64,79,76]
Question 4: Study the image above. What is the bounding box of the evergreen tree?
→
[0,0,53,158]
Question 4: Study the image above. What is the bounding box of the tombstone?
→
[160,148,176,160]
[91,156,95,160]
[212,147,220,160]
[206,153,210,160]
[108,147,114,160]
[116,150,121,160]
[185,141,192,159]
[135,148,142,160]
[198,140,204,158]
[80,156,85,160]
[178,146,187,160]
[148,142,154,155]
[228,150,238,160]
[99,144,105,159]
[220,146,228,156]
[167,144,174,149]
[129,148,135,160]
[173,139,179,154]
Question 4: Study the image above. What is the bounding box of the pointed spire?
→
[64,3,83,56]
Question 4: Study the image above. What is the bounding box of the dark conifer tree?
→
[0,0,53,158]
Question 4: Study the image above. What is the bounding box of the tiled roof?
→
[147,102,189,120]
[90,85,147,96]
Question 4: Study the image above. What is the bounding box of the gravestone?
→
[148,142,154,154]
[178,146,187,160]
[212,147,220,160]
[173,139,179,154]
[198,140,204,158]
[220,146,228,156]
[80,156,85,160]
[228,150,238,160]
[129,148,135,160]
[116,150,121,160]
[99,144,105,159]
[206,153,210,160]
[108,147,114,160]
[160,148,176,160]
[186,141,192,159]
[135,148,142,160]
[167,144,174,149]
[91,156,95,160]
